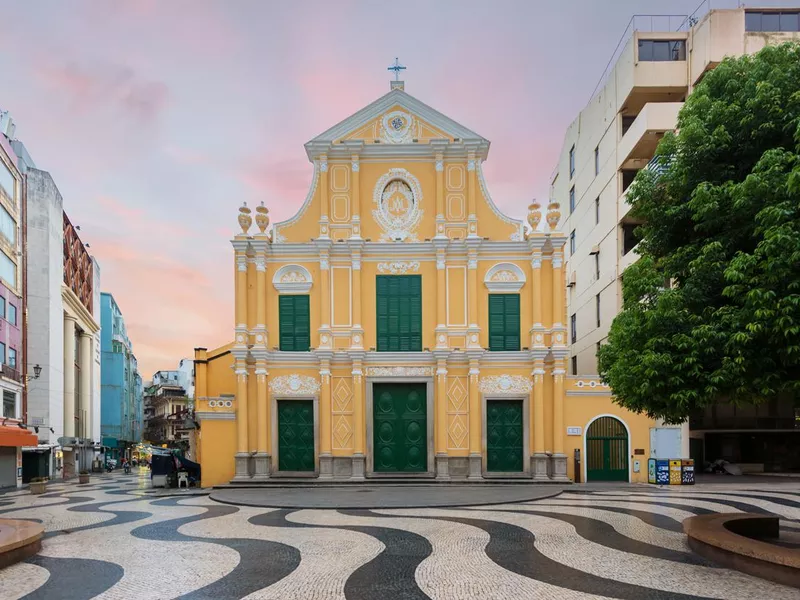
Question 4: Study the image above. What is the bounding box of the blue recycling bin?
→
[655,459,670,485]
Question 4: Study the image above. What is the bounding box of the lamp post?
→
[25,364,42,383]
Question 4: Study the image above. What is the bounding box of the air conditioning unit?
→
[567,271,577,288]
[589,244,600,255]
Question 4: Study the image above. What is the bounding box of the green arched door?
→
[586,416,628,481]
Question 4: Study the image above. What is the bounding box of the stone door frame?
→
[270,394,320,478]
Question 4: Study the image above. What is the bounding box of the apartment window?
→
[596,294,601,328]
[0,205,15,245]
[595,197,600,225]
[594,253,600,280]
[0,342,5,364]
[488,294,521,351]
[746,11,800,32]
[622,223,641,255]
[0,252,15,288]
[621,115,637,137]
[621,169,638,194]
[7,303,15,326]
[569,145,575,178]
[0,296,4,320]
[376,275,422,352]
[571,313,577,344]
[571,356,578,375]
[8,348,16,369]
[569,186,575,214]
[0,162,14,201]
[278,295,311,351]
[2,390,15,419]
[638,39,686,62]
[569,230,576,255]
[594,146,599,176]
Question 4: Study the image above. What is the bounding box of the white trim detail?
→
[377,261,420,274]
[484,262,526,293]
[372,168,424,242]
[272,264,313,294]
[475,161,525,240]
[478,375,532,395]
[269,374,321,396]
[366,366,433,377]
[272,162,320,242]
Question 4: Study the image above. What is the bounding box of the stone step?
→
[216,477,570,488]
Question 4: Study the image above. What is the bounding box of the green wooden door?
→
[277,399,315,472]
[586,416,628,481]
[486,400,524,472]
[373,383,427,472]
[376,275,422,352]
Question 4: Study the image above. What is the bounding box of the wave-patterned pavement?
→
[0,472,798,599]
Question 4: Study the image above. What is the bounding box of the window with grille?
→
[488,294,521,351]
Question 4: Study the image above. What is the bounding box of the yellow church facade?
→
[193,82,655,487]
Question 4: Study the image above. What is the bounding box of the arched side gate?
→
[586,416,629,481]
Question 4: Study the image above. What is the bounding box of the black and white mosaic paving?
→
[1,471,798,599]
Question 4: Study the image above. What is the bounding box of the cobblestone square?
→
[1,471,798,599]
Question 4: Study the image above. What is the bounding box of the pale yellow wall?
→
[199,420,236,487]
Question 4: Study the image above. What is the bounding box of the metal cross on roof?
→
[388,57,406,81]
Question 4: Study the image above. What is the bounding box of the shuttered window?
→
[279,295,310,351]
[376,275,422,352]
[488,294,520,351]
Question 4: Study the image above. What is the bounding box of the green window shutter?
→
[279,295,310,351]
[377,275,421,351]
[488,294,520,351]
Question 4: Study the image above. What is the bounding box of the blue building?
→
[100,293,142,460]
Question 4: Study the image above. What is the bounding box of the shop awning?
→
[0,423,38,447]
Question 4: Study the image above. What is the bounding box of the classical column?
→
[351,246,363,348]
[255,254,267,342]
[531,250,545,349]
[551,358,569,481]
[552,251,564,329]
[252,355,270,480]
[435,245,447,348]
[233,354,250,480]
[351,356,365,479]
[467,358,482,479]
[467,152,478,238]
[434,356,450,479]
[319,356,333,478]
[319,155,329,239]
[79,332,92,441]
[63,315,77,478]
[351,154,361,239]
[531,359,548,480]
[319,250,331,347]
[434,151,446,238]
[466,242,481,349]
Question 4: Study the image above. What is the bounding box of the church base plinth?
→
[531,453,549,481]
[233,453,252,481]
[319,453,334,479]
[251,453,271,480]
[550,454,569,482]
[435,454,450,480]
[350,454,365,480]
[467,454,482,480]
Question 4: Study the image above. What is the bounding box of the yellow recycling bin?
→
[669,459,682,485]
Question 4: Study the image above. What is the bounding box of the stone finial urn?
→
[546,201,561,230]
[238,202,252,234]
[255,202,270,234]
[527,200,542,230]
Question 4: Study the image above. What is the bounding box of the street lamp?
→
[25,364,42,382]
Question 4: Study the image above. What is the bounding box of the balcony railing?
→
[1,365,21,382]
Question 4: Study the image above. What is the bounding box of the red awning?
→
[0,423,38,447]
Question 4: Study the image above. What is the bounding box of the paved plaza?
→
[0,471,799,599]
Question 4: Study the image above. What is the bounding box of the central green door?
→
[277,399,315,472]
[586,416,629,481]
[486,400,524,472]
[373,383,427,472]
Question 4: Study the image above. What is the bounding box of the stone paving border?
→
[210,484,568,509]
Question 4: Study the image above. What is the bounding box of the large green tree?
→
[598,43,800,424]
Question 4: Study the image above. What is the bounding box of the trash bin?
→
[656,459,670,484]
[669,459,682,485]
[648,458,657,484]
[681,459,695,485]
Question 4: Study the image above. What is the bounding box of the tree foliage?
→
[598,43,800,424]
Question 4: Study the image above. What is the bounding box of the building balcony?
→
[618,102,681,168]
[1,365,21,383]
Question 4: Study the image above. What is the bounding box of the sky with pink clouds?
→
[0,0,710,378]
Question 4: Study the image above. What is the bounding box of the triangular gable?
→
[306,88,487,152]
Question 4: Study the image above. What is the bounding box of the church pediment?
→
[305,89,488,160]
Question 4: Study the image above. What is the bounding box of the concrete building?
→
[100,292,141,461]
[0,112,36,488]
[550,5,800,468]
[143,367,191,450]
